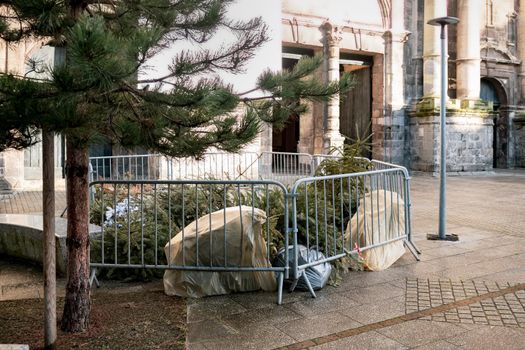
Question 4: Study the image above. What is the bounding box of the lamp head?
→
[427,16,460,26]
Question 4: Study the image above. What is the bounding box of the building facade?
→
[1,0,524,190]
[276,0,525,173]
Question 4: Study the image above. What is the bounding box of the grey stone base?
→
[409,114,494,173]
[515,123,525,168]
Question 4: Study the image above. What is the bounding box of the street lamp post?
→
[426,16,460,242]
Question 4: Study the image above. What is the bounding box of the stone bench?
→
[0,214,100,275]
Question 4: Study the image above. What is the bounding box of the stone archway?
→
[377,0,392,28]
[481,77,509,168]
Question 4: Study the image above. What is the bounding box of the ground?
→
[0,190,186,349]
[0,281,186,350]
[183,170,525,350]
[1,170,525,349]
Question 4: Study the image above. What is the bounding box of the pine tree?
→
[0,0,353,333]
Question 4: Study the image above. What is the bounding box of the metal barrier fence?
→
[89,152,260,181]
[289,165,420,297]
[258,152,314,185]
[88,154,420,303]
[166,152,260,180]
[90,154,160,181]
[89,151,349,185]
[89,179,290,303]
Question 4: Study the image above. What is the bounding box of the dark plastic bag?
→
[274,245,332,291]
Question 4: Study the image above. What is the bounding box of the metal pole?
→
[438,24,446,240]
[426,16,459,242]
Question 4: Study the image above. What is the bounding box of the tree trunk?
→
[60,140,91,332]
[43,130,56,348]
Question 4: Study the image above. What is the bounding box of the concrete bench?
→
[0,214,100,274]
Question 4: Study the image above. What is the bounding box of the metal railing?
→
[289,165,419,297]
[90,154,162,181]
[89,179,290,303]
[88,153,420,303]
[166,152,260,180]
[89,151,377,185]
[258,152,313,185]
[89,152,260,181]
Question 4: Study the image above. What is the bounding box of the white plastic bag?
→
[345,190,406,271]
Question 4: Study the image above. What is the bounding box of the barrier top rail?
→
[290,166,408,194]
[89,151,410,183]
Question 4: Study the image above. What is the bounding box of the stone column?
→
[422,0,447,97]
[519,0,525,103]
[381,0,410,164]
[456,0,482,103]
[322,21,345,153]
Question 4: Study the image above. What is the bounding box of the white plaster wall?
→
[140,0,282,98]
[283,0,383,28]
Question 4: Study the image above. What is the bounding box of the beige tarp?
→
[163,206,277,297]
[345,190,406,271]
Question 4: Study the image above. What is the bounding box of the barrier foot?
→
[288,278,299,293]
[405,240,421,261]
[302,274,316,298]
[89,268,100,288]
[411,241,422,254]
[277,272,284,305]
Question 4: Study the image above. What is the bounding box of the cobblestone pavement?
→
[406,278,525,328]
[0,191,67,216]
[2,170,525,349]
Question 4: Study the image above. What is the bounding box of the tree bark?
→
[60,140,91,332]
[43,130,56,348]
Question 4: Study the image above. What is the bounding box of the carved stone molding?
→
[322,21,343,46]
[481,43,521,65]
[382,30,411,44]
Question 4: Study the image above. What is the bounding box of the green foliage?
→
[252,55,355,129]
[90,186,170,281]
[89,182,245,280]
[90,144,371,283]
[0,1,353,156]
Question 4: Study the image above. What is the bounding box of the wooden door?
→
[340,66,372,148]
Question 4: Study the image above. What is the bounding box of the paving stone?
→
[187,296,246,323]
[0,191,66,215]
[221,305,302,331]
[310,331,408,350]
[377,320,468,348]
[447,324,525,350]
[276,311,362,342]
[339,295,405,324]
[284,292,360,318]
[199,324,295,350]
[411,340,461,349]
[472,317,489,324]
[488,320,504,326]
[338,282,404,305]
[186,318,238,344]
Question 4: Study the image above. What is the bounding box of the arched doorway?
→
[480,78,508,168]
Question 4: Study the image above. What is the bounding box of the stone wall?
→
[445,115,493,172]
[409,115,439,172]
[410,112,493,173]
[515,120,525,167]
